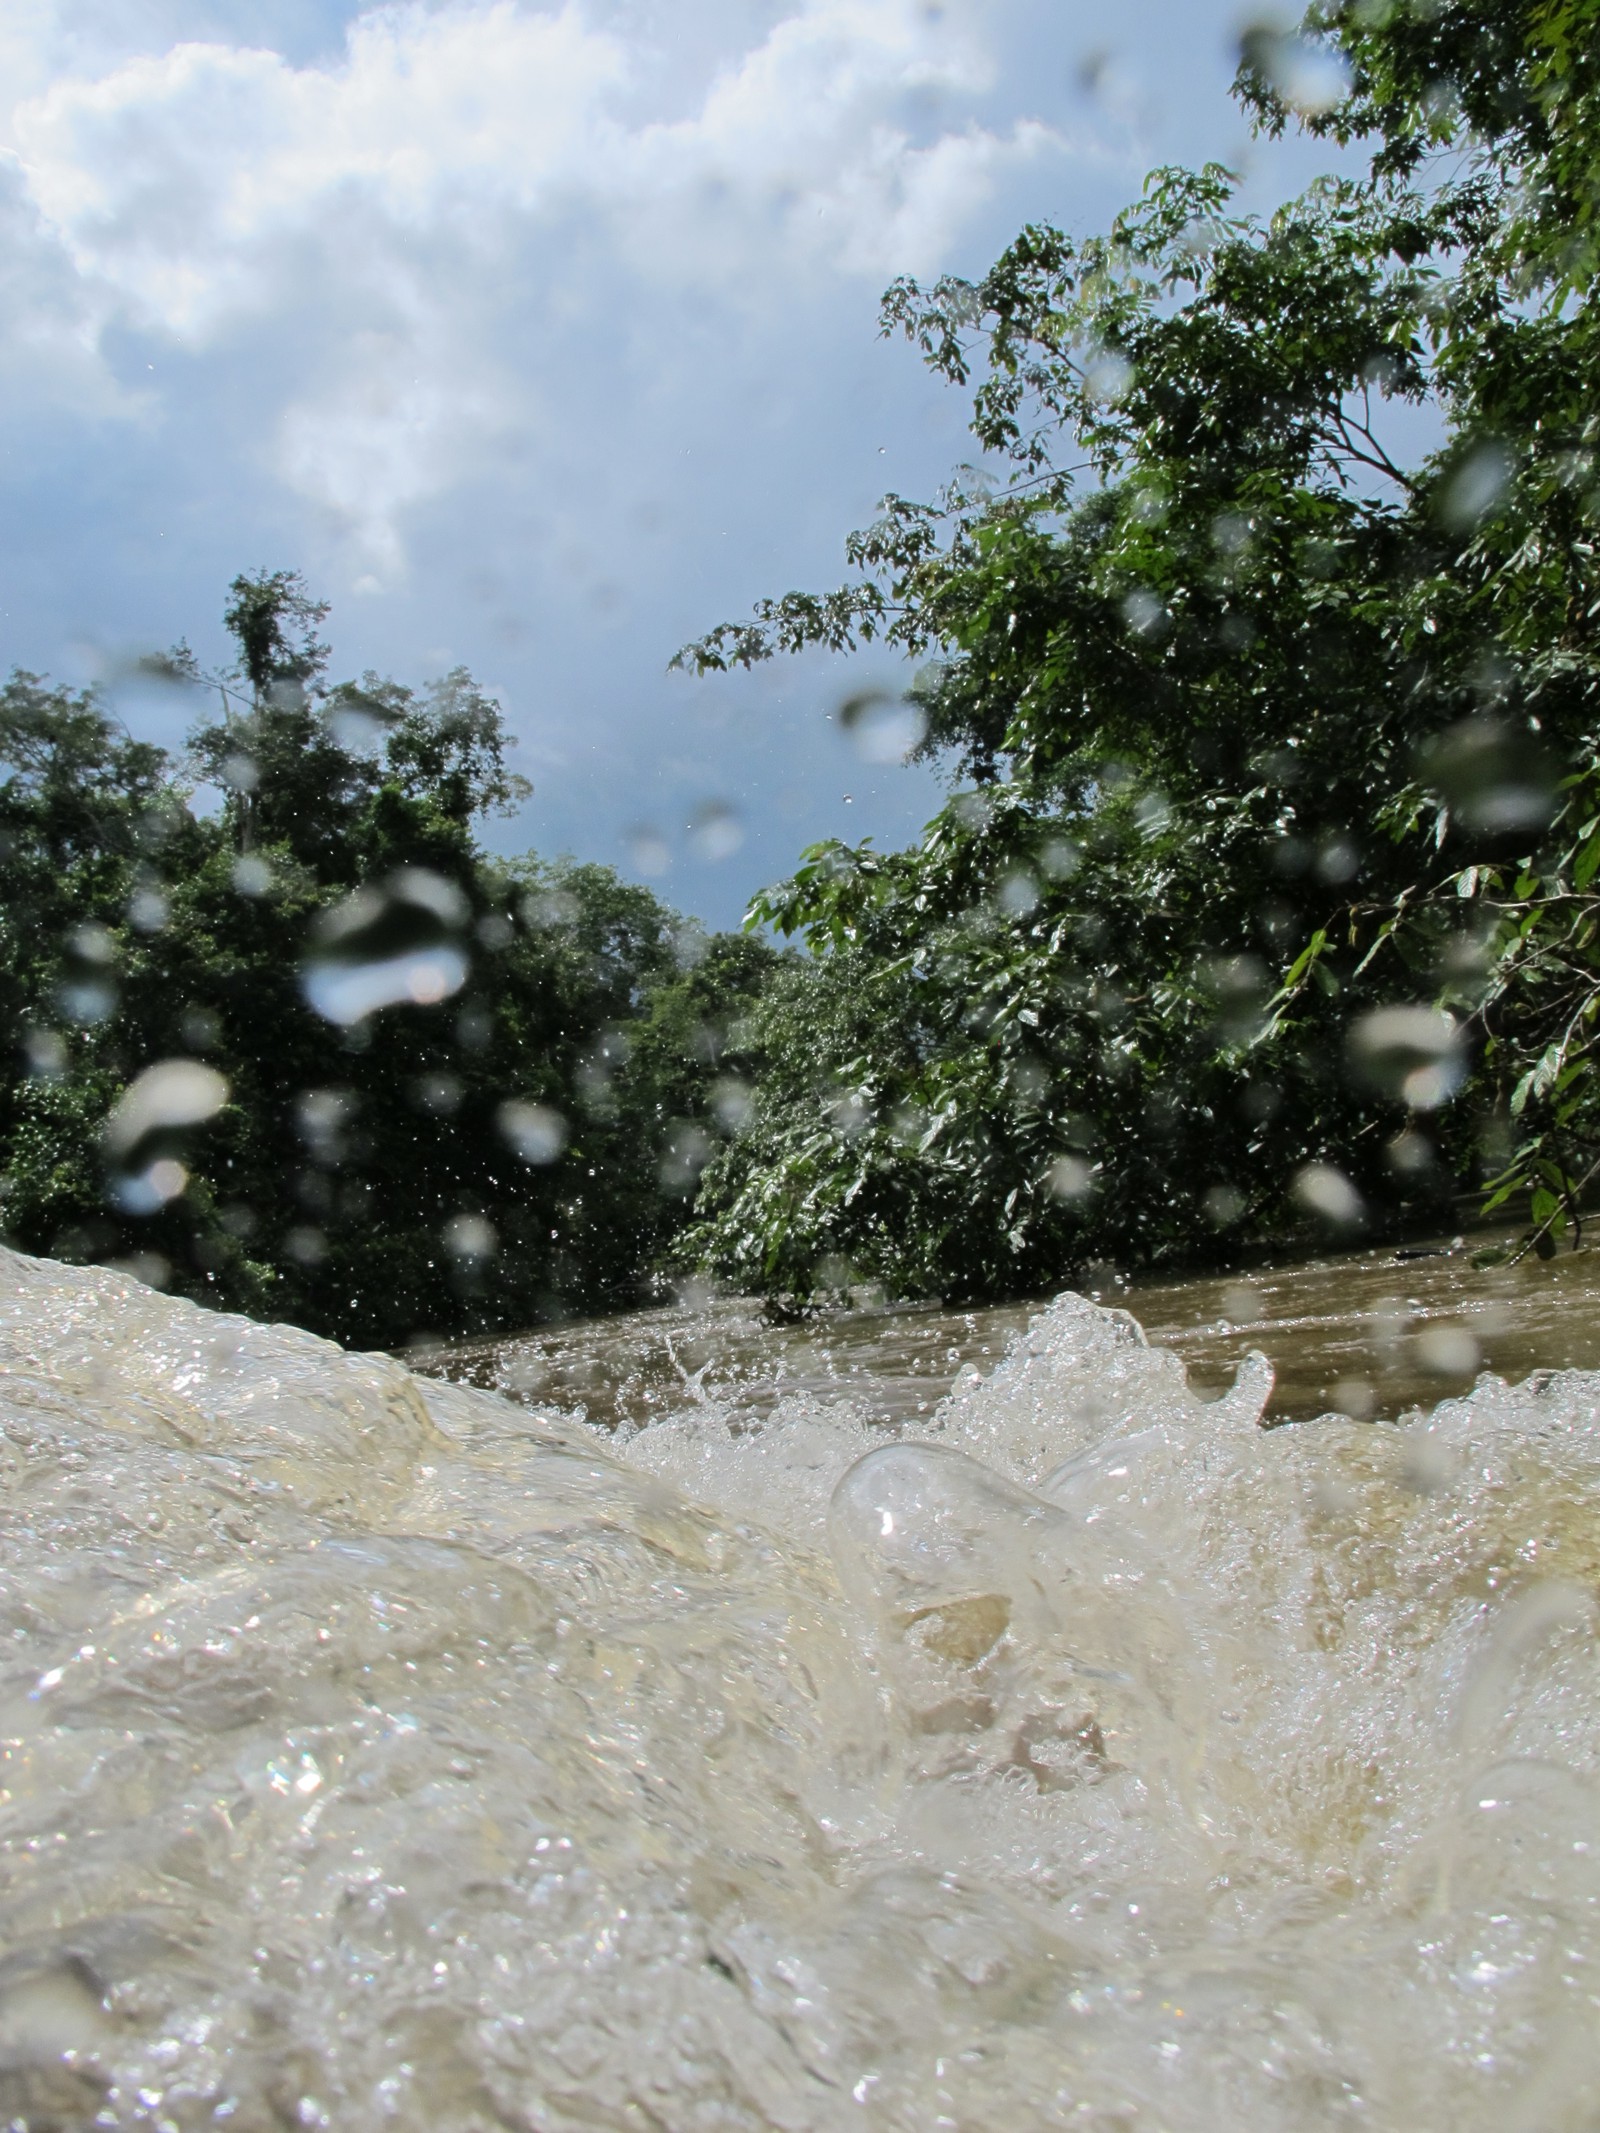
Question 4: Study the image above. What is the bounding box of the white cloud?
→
[1,0,1071,570]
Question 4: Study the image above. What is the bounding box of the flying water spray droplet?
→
[303,869,470,1025]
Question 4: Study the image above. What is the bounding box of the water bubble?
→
[232,853,274,897]
[838,690,927,765]
[1037,837,1081,880]
[1347,1005,1465,1110]
[498,1100,568,1165]
[688,801,744,861]
[1292,1162,1364,1227]
[303,869,470,1025]
[284,1225,328,1266]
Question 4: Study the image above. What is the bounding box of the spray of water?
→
[2,1252,1598,2128]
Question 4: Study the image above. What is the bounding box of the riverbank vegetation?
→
[674,0,1600,1306]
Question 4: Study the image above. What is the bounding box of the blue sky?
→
[0,0,1346,925]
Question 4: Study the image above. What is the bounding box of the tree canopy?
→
[0,574,776,1348]
[676,0,1600,1305]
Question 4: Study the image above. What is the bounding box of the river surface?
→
[424,1230,1600,1432]
[6,1239,1600,2129]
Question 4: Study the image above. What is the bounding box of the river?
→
[5,1236,1600,2129]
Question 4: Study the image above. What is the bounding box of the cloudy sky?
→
[0,0,1342,924]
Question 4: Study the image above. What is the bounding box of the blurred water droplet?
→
[180,1005,221,1052]
[303,869,470,1025]
[105,1058,229,1163]
[996,869,1039,917]
[838,690,926,764]
[1046,1155,1093,1204]
[414,1073,462,1116]
[218,751,258,793]
[1347,1006,1465,1110]
[688,801,744,861]
[232,853,274,896]
[1121,588,1167,638]
[128,886,169,932]
[498,1100,568,1165]
[1204,1184,1246,1227]
[444,1213,497,1261]
[1293,1162,1364,1227]
[710,1077,753,1131]
[1084,346,1135,402]
[1418,715,1556,835]
[1240,22,1352,115]
[23,1030,66,1079]
[297,1088,356,1163]
[1439,441,1514,532]
[1414,1323,1480,1376]
[627,824,671,876]
[659,1121,714,1189]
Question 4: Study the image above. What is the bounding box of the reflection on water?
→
[9,1241,1600,2129]
[423,1232,1600,1429]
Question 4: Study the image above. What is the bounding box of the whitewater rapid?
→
[3,1246,1599,2129]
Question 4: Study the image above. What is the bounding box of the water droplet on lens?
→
[303,869,470,1025]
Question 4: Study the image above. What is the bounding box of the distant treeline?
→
[0,572,775,1349]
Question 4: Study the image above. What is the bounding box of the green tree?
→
[0,577,769,1346]
[678,0,1600,1302]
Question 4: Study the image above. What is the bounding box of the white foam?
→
[3,1248,1598,2127]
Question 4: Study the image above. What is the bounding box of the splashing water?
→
[4,1246,1600,2128]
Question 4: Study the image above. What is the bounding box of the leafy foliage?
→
[0,576,776,1347]
[679,0,1600,1303]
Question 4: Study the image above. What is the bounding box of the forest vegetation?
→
[674,0,1600,1306]
[2,0,1597,1339]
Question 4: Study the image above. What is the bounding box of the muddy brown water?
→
[417,1231,1600,1431]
